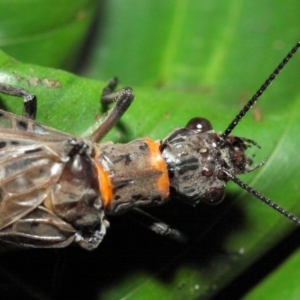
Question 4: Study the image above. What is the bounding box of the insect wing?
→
[0,110,73,234]
[0,133,67,228]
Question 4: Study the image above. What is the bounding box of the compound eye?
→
[186,117,212,133]
[202,187,225,205]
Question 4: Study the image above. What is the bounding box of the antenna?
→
[221,40,300,140]
[219,40,300,225]
[222,170,300,226]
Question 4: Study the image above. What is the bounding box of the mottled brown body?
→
[98,138,169,214]
[0,108,250,250]
[1,40,300,250]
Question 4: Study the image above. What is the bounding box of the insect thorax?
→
[96,138,170,215]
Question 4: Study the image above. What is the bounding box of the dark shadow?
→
[213,226,300,300]
[1,192,298,300]
[0,191,248,300]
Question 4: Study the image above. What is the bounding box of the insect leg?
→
[100,77,120,112]
[129,208,188,243]
[89,78,134,143]
[0,83,37,119]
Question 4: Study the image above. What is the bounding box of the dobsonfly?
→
[0,41,299,251]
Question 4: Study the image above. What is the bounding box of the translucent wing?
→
[0,110,73,231]
[0,110,107,250]
[0,206,76,249]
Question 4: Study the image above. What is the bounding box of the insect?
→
[0,41,299,250]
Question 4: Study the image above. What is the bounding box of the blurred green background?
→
[0,1,300,299]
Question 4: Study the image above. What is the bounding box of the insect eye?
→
[186,117,212,133]
[202,187,225,205]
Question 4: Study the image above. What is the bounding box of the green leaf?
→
[243,247,300,299]
[0,0,97,68]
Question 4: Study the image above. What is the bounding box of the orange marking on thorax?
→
[143,138,170,199]
[94,150,113,208]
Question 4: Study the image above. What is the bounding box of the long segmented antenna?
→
[221,40,300,140]
[222,170,300,226]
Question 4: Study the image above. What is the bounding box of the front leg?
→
[89,78,134,143]
[0,83,37,119]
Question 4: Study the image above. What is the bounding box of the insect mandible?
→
[0,41,299,250]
